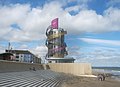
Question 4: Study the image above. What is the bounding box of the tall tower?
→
[45,18,74,63]
[46,18,68,58]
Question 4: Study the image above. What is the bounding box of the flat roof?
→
[47,57,75,60]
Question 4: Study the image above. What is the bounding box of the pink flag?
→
[51,18,58,29]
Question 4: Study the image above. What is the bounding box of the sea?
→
[92,67,120,81]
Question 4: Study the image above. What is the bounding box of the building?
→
[6,50,41,64]
[0,53,14,61]
[45,18,75,63]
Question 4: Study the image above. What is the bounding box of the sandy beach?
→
[60,74,120,87]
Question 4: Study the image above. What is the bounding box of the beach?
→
[60,73,120,87]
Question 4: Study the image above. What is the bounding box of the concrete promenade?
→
[0,61,92,87]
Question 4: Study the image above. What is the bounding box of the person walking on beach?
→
[97,74,105,81]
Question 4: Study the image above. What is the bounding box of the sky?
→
[0,0,120,67]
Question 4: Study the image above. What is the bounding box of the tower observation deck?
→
[45,18,75,63]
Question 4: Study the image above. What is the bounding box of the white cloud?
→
[18,44,28,49]
[75,46,120,66]
[0,2,61,42]
[30,45,47,57]
[79,38,120,46]
[0,2,120,42]
[62,7,120,34]
[65,0,90,12]
[65,5,80,12]
[10,44,47,57]
[0,45,6,53]
[65,4,87,13]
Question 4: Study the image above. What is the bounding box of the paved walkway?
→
[0,70,63,87]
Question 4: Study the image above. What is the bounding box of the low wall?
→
[0,61,92,76]
[47,63,92,75]
[0,60,44,73]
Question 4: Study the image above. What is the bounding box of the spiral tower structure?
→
[45,18,68,59]
[45,18,75,63]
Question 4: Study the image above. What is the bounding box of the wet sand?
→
[60,74,120,87]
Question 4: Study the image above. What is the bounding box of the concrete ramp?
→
[0,70,62,87]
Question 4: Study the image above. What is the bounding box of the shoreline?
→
[92,69,120,81]
[60,71,120,87]
[61,76,120,87]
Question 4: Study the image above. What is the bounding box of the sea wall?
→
[47,63,92,75]
[0,60,44,73]
[0,61,92,75]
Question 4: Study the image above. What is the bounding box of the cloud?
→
[18,44,28,49]
[30,45,47,57]
[65,4,87,13]
[62,7,120,34]
[65,5,80,12]
[107,0,120,7]
[12,44,47,58]
[75,46,120,66]
[65,0,91,9]
[79,38,120,46]
[0,45,6,53]
[67,46,81,56]
[0,1,120,42]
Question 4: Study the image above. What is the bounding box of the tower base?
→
[47,57,75,63]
